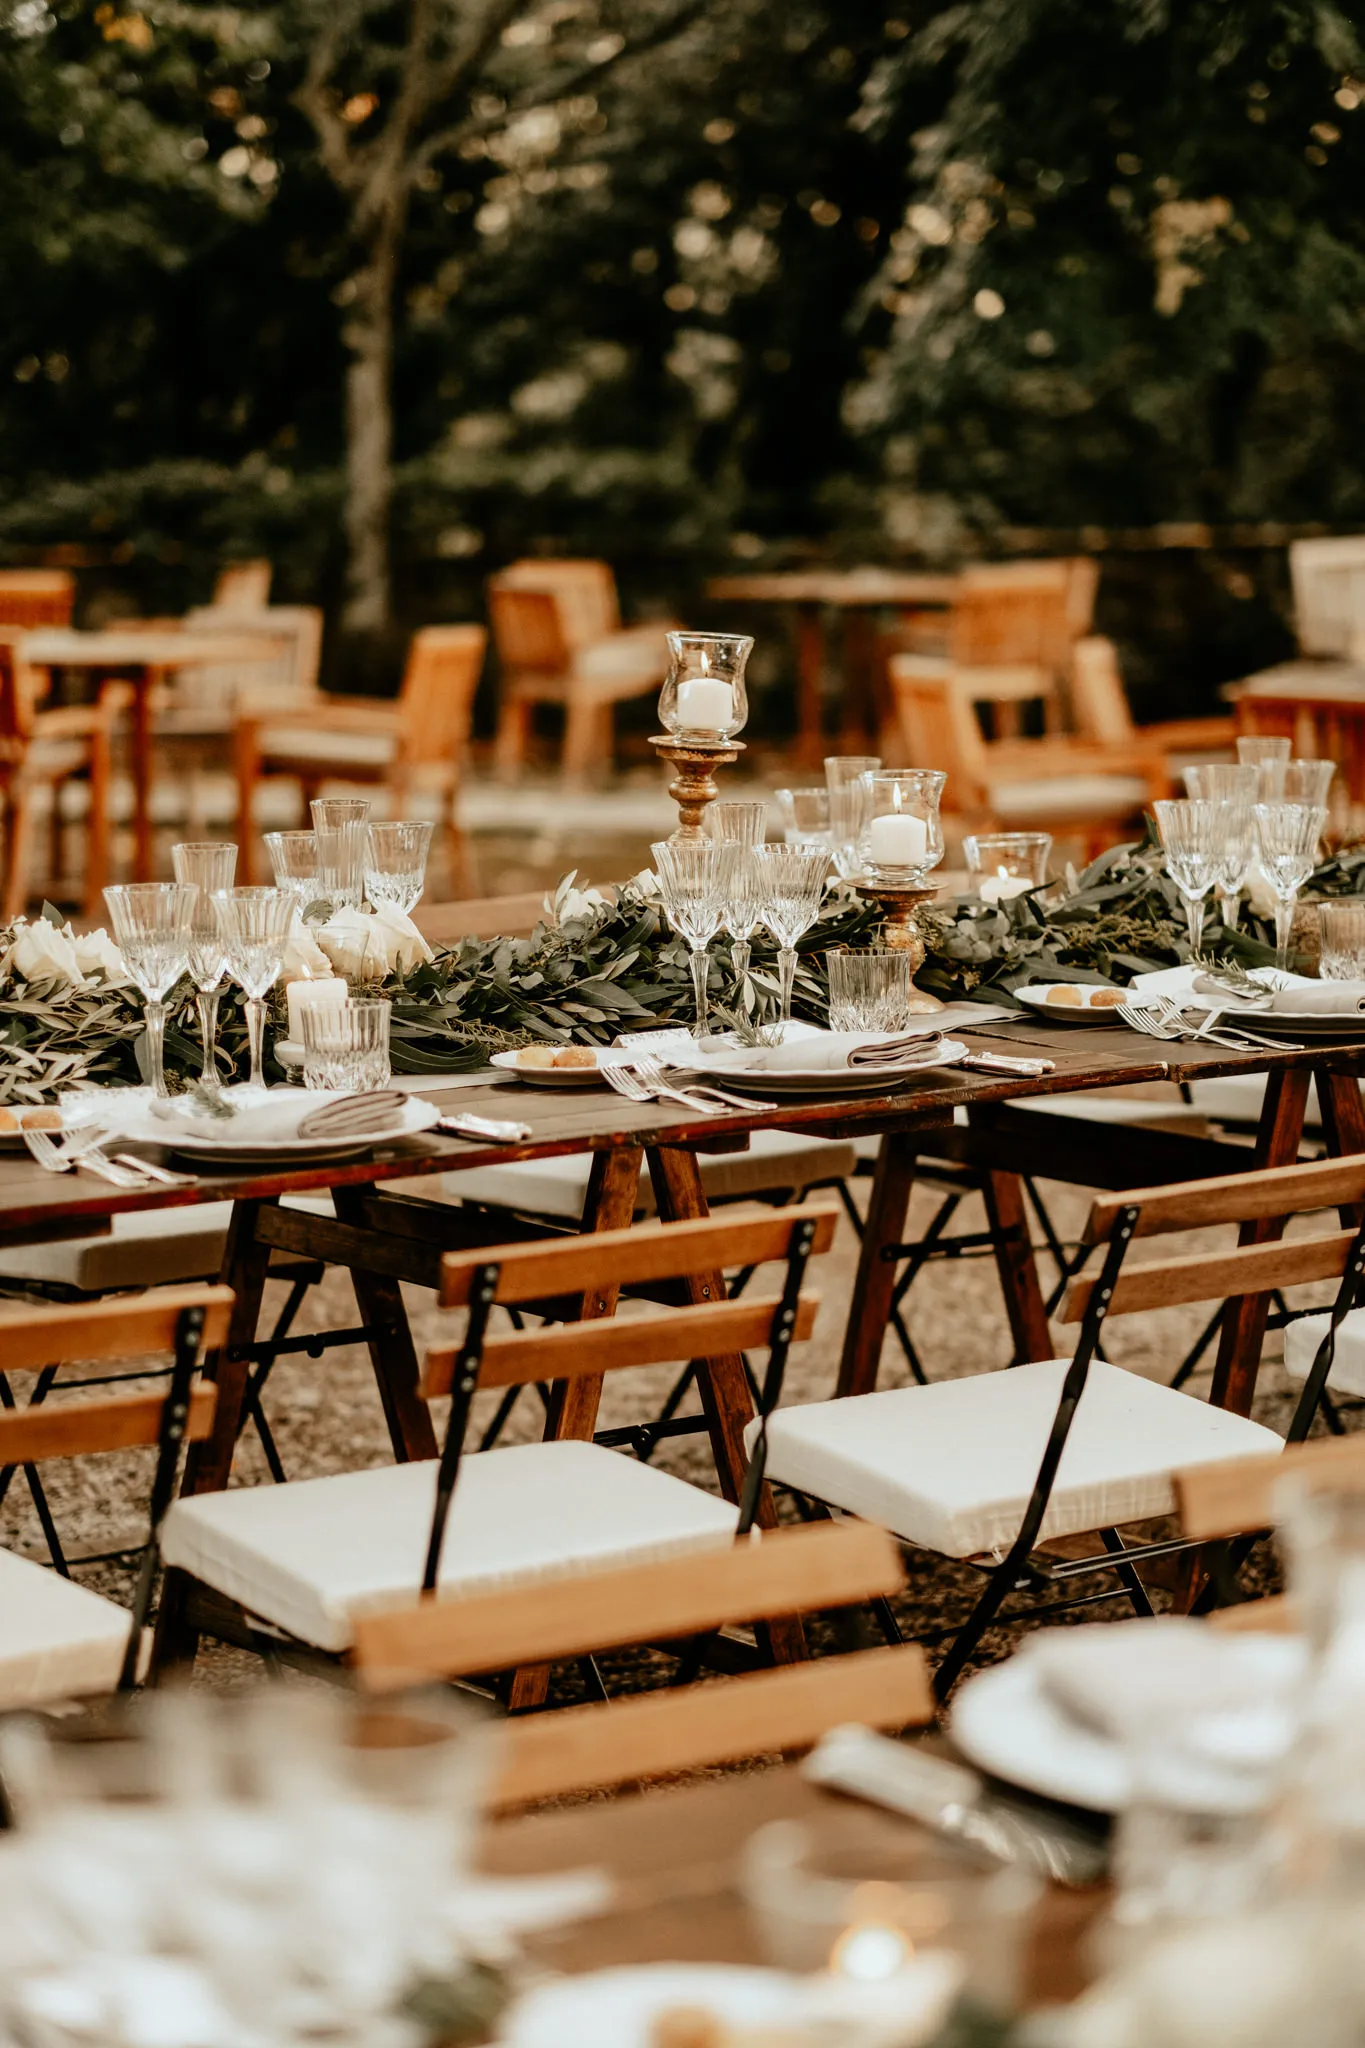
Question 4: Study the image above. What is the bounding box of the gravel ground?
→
[0,1147,1323,1701]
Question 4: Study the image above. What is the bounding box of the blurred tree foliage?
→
[0,0,1361,694]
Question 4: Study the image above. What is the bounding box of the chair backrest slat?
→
[396,625,486,767]
[1177,1434,1365,1541]
[1085,1157,1365,1242]
[0,1286,233,1372]
[1061,1229,1358,1323]
[212,560,272,612]
[489,1644,933,1809]
[438,1203,837,1308]
[495,558,620,648]
[354,1521,903,1691]
[486,584,569,673]
[424,1292,819,1398]
[0,570,75,630]
[0,1384,216,1466]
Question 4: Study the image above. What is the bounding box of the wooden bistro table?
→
[22,626,291,882]
[0,1020,1362,1530]
[706,569,960,768]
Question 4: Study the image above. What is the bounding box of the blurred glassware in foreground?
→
[171,841,237,1089]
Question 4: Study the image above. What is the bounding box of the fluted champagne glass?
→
[716,839,766,992]
[1184,764,1258,803]
[705,802,767,849]
[214,887,295,1091]
[825,757,880,880]
[1154,799,1221,956]
[310,797,370,911]
[1255,801,1327,969]
[171,841,237,1089]
[103,883,196,1099]
[757,843,830,1030]
[652,839,725,1040]
[1210,801,1256,936]
[1236,735,1290,800]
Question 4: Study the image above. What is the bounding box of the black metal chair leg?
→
[578,1655,610,1702]
[1098,1526,1155,1617]
[478,1384,525,1452]
[0,1369,68,1575]
[933,1570,1015,1700]
[871,1595,904,1646]
[889,1306,930,1386]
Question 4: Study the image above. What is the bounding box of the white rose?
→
[70,926,133,988]
[1244,859,1277,920]
[627,868,662,904]
[555,886,607,925]
[1,919,83,986]
[368,900,433,973]
[281,913,334,981]
[314,908,388,980]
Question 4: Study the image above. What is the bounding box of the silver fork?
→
[600,1061,728,1117]
[632,1054,769,1113]
[1154,994,1301,1053]
[22,1126,113,1174]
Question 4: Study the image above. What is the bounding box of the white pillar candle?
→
[979,872,1031,903]
[868,811,928,869]
[285,975,348,1043]
[675,677,734,732]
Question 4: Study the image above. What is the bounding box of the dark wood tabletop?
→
[480,1760,1104,2011]
[0,1019,1361,1247]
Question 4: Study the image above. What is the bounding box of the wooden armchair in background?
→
[1071,635,1234,767]
[0,627,121,918]
[488,558,673,779]
[0,570,76,631]
[235,623,486,891]
[890,655,1167,862]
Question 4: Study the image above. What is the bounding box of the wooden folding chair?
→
[754,1156,1365,1698]
[154,1206,835,1688]
[0,1286,230,1708]
[1177,1432,1365,1636]
[353,1520,933,1806]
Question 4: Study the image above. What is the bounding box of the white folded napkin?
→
[847,1031,948,1069]
[1268,981,1365,1014]
[752,1028,942,1073]
[159,1089,412,1147]
[297,1090,412,1138]
[1026,1617,1306,1740]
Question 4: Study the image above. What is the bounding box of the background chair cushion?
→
[987,774,1151,820]
[1283,1309,1365,1399]
[0,1193,334,1294]
[749,1360,1281,1559]
[259,729,397,769]
[443,1128,857,1223]
[0,1547,134,1710]
[161,1439,739,1652]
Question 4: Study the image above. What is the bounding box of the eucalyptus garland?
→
[0,833,1350,1103]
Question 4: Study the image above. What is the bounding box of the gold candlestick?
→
[649,734,745,841]
[853,876,943,1011]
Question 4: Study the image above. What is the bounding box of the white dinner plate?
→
[682,1038,969,1095]
[500,1965,806,2048]
[491,1048,625,1087]
[1212,1008,1365,1041]
[1013,983,1128,1026]
[116,1089,442,1163]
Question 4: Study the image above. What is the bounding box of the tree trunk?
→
[341,228,399,643]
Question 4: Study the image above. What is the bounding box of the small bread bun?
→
[19,1107,63,1130]
[553,1046,598,1069]
[517,1046,559,1069]
[0,1108,19,1134]
[1089,987,1126,1009]
[1049,986,1085,1006]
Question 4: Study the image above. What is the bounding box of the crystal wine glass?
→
[652,839,725,1039]
[264,830,321,908]
[171,841,237,1089]
[364,821,433,915]
[824,760,880,881]
[1154,799,1222,955]
[1210,801,1256,935]
[756,843,830,1030]
[705,801,767,849]
[1319,902,1365,981]
[1184,763,1259,803]
[214,886,295,1091]
[103,884,196,1099]
[310,797,370,911]
[716,839,766,990]
[1255,802,1327,969]
[1236,735,1290,800]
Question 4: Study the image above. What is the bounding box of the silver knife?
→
[437,1113,534,1143]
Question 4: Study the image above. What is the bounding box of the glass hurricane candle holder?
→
[860,771,945,885]
[657,631,751,741]
[963,832,1050,903]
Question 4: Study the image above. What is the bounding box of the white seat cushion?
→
[0,1193,334,1294]
[1283,1309,1365,1399]
[445,1129,857,1223]
[1014,1095,1211,1132]
[161,1439,739,1652]
[988,775,1149,821]
[748,1361,1281,1559]
[1186,1075,1326,1131]
[260,729,396,769]
[0,1547,134,1709]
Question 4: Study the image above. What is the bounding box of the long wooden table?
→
[1,1021,1362,1497]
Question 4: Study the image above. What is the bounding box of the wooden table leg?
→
[647,1143,806,1664]
[837,1132,918,1398]
[132,667,154,881]
[1208,1066,1311,1416]
[1317,1070,1365,1225]
[981,1170,1054,1364]
[795,604,825,770]
[332,1184,438,1463]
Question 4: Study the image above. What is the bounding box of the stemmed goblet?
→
[652,840,725,1040]
[1255,802,1327,969]
[1210,801,1256,936]
[310,797,369,911]
[264,830,320,909]
[716,839,766,993]
[171,842,237,1089]
[364,822,433,915]
[706,801,767,850]
[825,760,879,880]
[214,887,295,1093]
[1154,799,1221,956]
[756,843,830,1031]
[103,884,196,1100]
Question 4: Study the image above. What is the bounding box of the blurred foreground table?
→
[707,569,960,767]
